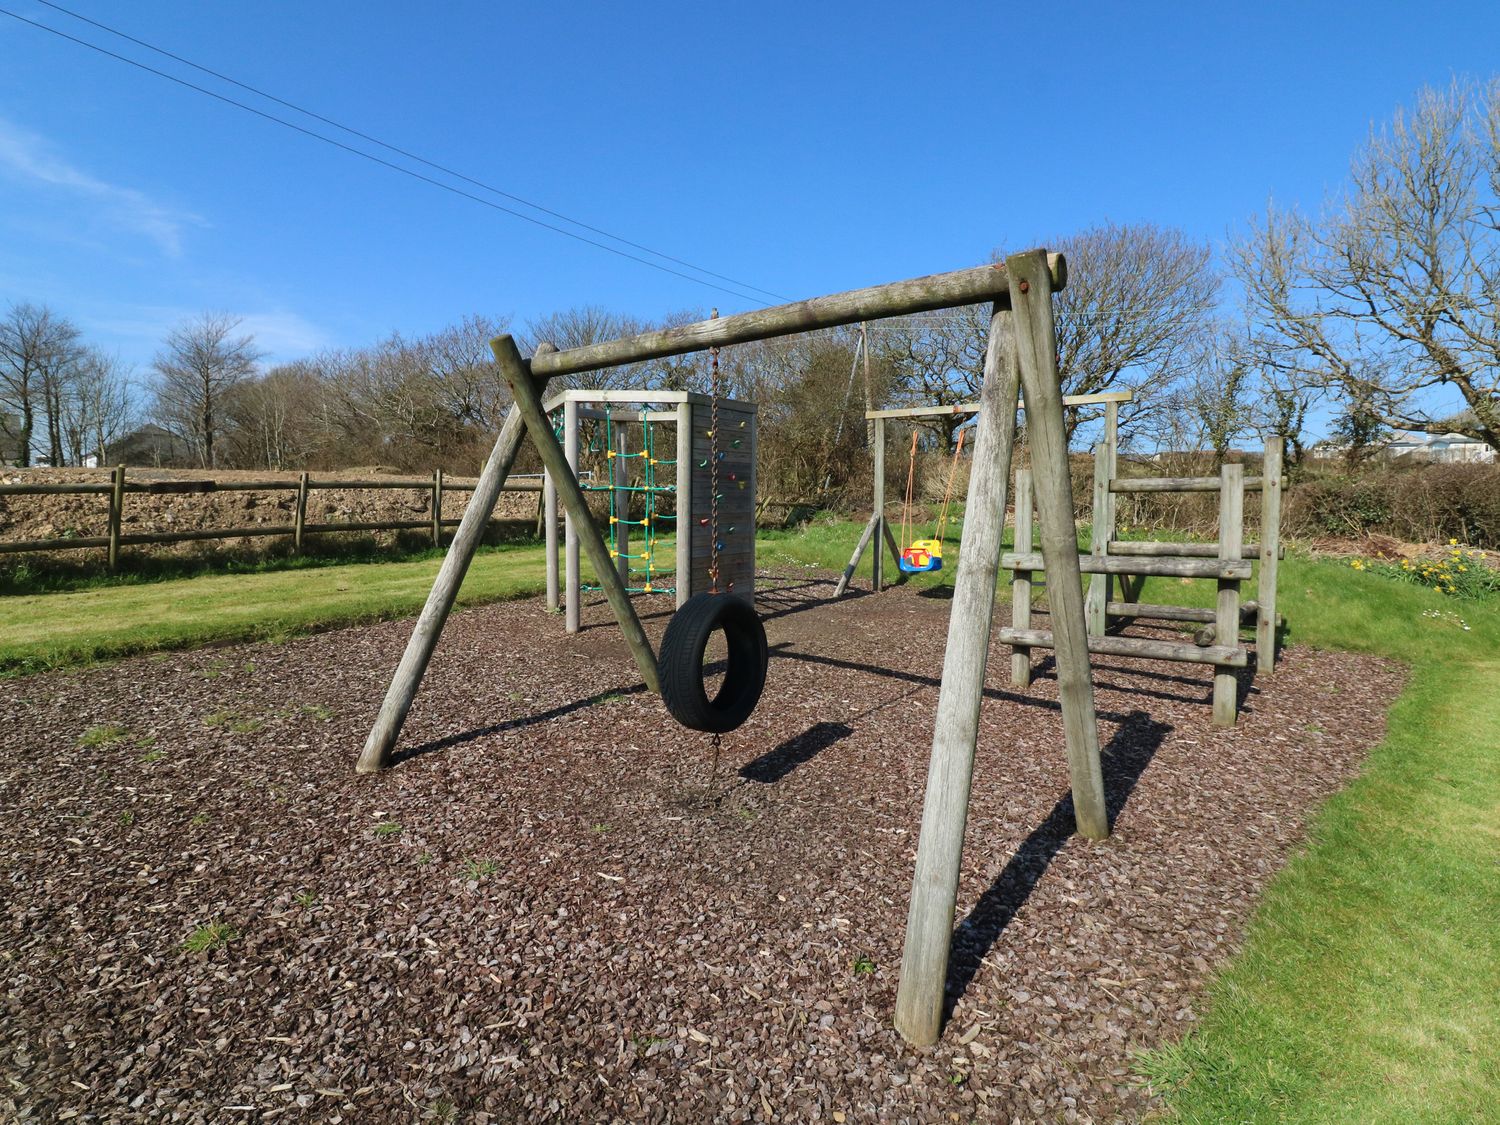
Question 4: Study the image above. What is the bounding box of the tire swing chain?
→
[707,313,722,774]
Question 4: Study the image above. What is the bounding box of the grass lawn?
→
[4,517,1497,1120]
[0,543,561,676]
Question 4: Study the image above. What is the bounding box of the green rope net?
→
[577,409,678,596]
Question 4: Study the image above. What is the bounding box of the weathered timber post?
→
[1257,437,1282,673]
[1214,462,1245,725]
[1008,250,1107,842]
[1085,401,1119,633]
[107,465,125,573]
[614,420,631,588]
[872,416,886,591]
[544,468,560,611]
[431,469,443,547]
[1010,468,1034,688]
[564,398,581,634]
[1085,441,1110,636]
[491,335,660,693]
[356,343,559,773]
[674,399,693,606]
[894,301,1023,1046]
[293,472,309,554]
[834,513,881,597]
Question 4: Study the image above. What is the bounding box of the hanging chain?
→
[708,308,721,593]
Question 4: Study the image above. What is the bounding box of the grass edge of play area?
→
[1130,566,1500,1124]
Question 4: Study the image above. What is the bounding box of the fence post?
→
[107,465,125,573]
[1214,463,1245,725]
[294,472,309,553]
[431,469,443,547]
[1257,438,1283,673]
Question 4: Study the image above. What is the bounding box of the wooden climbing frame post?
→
[1009,468,1034,688]
[1085,399,1119,636]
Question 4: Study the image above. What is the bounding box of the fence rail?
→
[0,467,543,567]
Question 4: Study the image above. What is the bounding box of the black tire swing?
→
[659,591,767,733]
[657,323,769,734]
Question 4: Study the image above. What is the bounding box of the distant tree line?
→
[5,79,1494,501]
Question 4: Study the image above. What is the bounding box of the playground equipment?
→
[356,249,1097,1051]
[895,429,966,574]
[1002,436,1285,725]
[539,388,758,632]
[836,390,1133,595]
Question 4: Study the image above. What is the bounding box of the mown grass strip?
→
[0,543,566,676]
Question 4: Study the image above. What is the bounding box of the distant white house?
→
[1382,431,1496,464]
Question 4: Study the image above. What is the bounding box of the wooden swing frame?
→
[354,248,1102,1048]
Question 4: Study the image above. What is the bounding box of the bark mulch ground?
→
[1,570,1405,1123]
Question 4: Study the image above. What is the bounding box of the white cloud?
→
[235,310,333,358]
[88,304,332,366]
[0,115,204,257]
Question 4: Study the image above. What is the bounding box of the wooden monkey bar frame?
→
[1002,436,1286,726]
[355,249,1092,1052]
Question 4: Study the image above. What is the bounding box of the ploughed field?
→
[0,571,1403,1123]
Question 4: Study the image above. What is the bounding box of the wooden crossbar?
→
[530,256,1066,378]
[997,627,1248,667]
[1000,552,1252,580]
[1110,474,1279,493]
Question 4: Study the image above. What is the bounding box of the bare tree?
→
[0,302,82,466]
[62,348,135,465]
[152,313,263,468]
[1232,78,1500,454]
[877,224,1218,448]
[1153,324,1255,463]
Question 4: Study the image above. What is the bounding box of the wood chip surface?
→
[0,571,1404,1122]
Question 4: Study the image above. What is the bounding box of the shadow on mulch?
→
[767,643,1144,726]
[574,579,857,631]
[942,707,1172,1022]
[394,682,651,764]
[739,720,855,784]
[916,584,954,600]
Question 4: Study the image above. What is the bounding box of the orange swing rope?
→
[899,429,920,552]
[931,427,967,547]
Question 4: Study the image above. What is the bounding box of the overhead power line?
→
[2,3,786,307]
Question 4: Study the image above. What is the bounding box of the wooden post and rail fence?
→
[0,469,544,569]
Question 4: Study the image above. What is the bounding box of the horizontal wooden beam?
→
[0,476,536,497]
[1107,540,1283,559]
[1104,601,1216,624]
[1110,474,1283,494]
[997,626,1249,667]
[1002,552,1252,580]
[864,389,1131,420]
[528,254,1066,378]
[1106,600,1261,634]
[0,482,113,496]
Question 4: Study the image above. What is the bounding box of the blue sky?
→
[2,1,1498,387]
